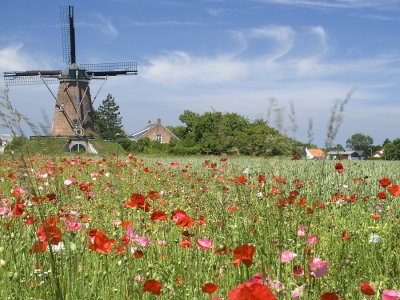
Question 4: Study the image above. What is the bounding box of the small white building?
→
[327,150,365,160]
[304,148,326,160]
[0,134,16,154]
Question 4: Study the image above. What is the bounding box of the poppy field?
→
[0,154,399,299]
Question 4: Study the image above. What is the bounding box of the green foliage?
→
[346,133,374,152]
[166,125,186,140]
[383,138,400,160]
[174,110,302,156]
[3,136,28,153]
[93,94,125,140]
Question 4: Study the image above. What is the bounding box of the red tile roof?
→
[308,149,325,157]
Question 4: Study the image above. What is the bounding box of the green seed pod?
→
[70,242,77,251]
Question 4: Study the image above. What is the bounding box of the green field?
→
[0,154,399,299]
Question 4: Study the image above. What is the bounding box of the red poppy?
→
[120,235,131,246]
[44,216,60,227]
[12,186,26,200]
[320,292,340,300]
[233,244,256,267]
[121,220,132,228]
[37,225,62,245]
[292,179,303,188]
[360,282,375,295]
[88,229,116,254]
[341,231,351,240]
[273,176,287,184]
[257,175,266,183]
[388,185,400,197]
[228,282,277,300]
[335,163,344,173]
[133,249,144,259]
[228,205,238,212]
[114,245,126,255]
[353,177,363,184]
[271,186,280,195]
[29,241,47,254]
[43,226,63,245]
[292,265,304,276]
[202,282,219,294]
[371,214,381,220]
[378,191,387,200]
[215,245,232,255]
[151,210,168,222]
[235,176,247,184]
[148,191,160,200]
[143,279,162,295]
[176,215,193,228]
[124,193,151,212]
[179,238,191,249]
[11,201,25,217]
[378,177,391,187]
[297,198,307,206]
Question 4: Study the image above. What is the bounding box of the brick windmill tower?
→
[4,6,137,138]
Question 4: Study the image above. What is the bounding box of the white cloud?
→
[249,25,295,61]
[310,26,328,53]
[78,14,119,40]
[142,51,248,85]
[0,44,60,74]
[206,8,227,16]
[0,44,40,71]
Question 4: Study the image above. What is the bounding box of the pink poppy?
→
[297,225,308,237]
[133,236,151,247]
[249,272,269,285]
[307,234,319,245]
[64,179,73,186]
[280,250,297,263]
[310,257,328,277]
[291,285,305,299]
[382,290,400,300]
[197,238,213,250]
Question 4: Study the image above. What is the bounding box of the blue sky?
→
[1,0,400,148]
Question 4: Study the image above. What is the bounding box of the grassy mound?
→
[3,136,126,157]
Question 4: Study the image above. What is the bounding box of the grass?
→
[0,155,399,299]
[3,137,126,157]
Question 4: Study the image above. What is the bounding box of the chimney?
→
[147,120,152,125]
[157,118,161,124]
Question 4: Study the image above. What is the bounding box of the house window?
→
[156,134,162,142]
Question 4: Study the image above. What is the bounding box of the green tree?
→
[176,110,302,156]
[383,138,400,160]
[345,133,374,153]
[335,144,345,151]
[94,94,125,140]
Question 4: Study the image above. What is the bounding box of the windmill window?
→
[70,143,86,152]
[156,135,162,142]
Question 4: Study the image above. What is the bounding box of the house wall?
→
[144,120,177,144]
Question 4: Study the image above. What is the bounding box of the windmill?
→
[3,6,137,138]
